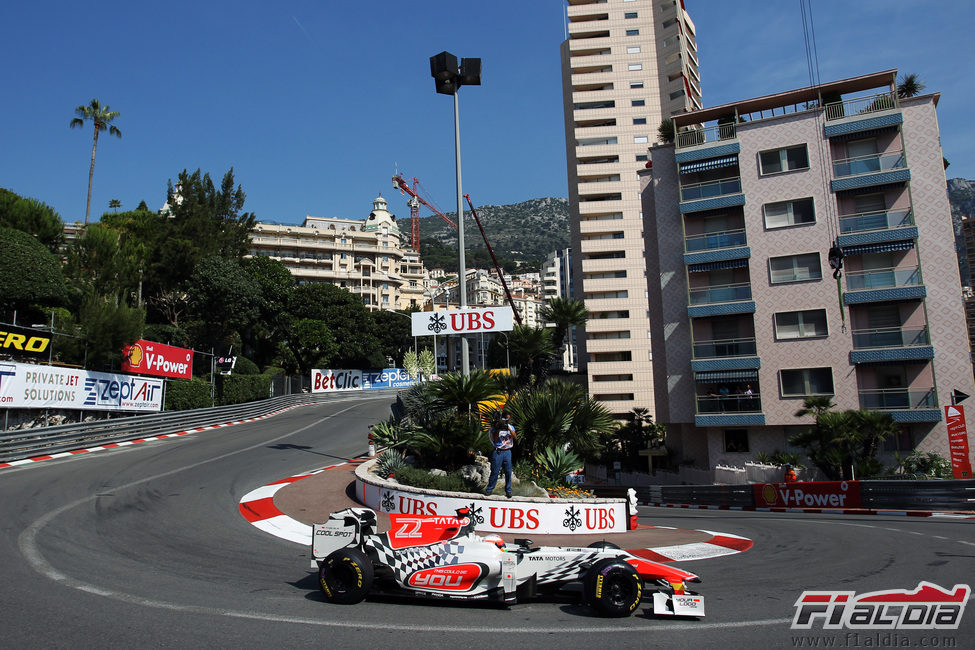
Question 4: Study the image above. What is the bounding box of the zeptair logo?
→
[792,582,969,630]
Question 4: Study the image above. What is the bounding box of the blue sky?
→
[2,1,972,226]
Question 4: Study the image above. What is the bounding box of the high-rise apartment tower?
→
[561,0,701,416]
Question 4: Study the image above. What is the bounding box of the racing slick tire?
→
[319,548,374,605]
[583,558,643,618]
[587,541,621,550]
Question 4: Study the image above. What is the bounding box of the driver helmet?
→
[483,534,505,550]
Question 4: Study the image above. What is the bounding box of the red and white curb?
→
[239,467,756,561]
[645,502,975,519]
[0,405,305,471]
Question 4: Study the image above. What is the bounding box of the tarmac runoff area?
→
[240,460,754,562]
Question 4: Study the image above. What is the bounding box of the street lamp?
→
[430,50,481,376]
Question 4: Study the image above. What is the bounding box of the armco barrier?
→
[0,389,399,463]
[642,479,974,513]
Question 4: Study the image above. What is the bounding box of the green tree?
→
[65,223,143,303]
[0,227,67,318]
[240,256,295,367]
[78,295,145,371]
[186,255,261,350]
[0,188,64,252]
[504,378,616,462]
[150,168,256,296]
[612,407,667,471]
[507,324,556,383]
[70,99,121,225]
[897,73,926,98]
[539,297,587,358]
[658,118,675,144]
[287,318,338,375]
[109,199,121,212]
[368,309,414,366]
[288,283,384,368]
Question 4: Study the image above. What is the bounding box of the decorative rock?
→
[430,469,447,477]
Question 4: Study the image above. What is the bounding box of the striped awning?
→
[841,240,915,256]
[679,155,739,175]
[688,258,749,273]
[828,126,898,142]
[695,369,758,383]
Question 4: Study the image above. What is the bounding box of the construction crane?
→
[391,173,522,325]
[392,174,456,251]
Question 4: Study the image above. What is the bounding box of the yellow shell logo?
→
[128,343,144,367]
[762,483,777,505]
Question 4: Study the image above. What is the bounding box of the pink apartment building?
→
[642,70,975,472]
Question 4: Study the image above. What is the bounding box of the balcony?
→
[831,151,910,192]
[858,388,940,422]
[839,208,914,234]
[689,282,751,306]
[679,177,744,215]
[676,123,737,149]
[684,228,746,253]
[833,150,906,178]
[691,337,760,372]
[694,393,765,426]
[846,266,921,292]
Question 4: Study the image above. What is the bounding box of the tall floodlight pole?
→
[431,51,480,376]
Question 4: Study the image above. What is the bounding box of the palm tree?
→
[70,99,122,225]
[109,199,121,212]
[539,297,587,359]
[507,324,556,383]
[897,73,925,99]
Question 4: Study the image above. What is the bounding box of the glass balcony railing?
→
[839,208,913,234]
[832,151,906,178]
[696,393,762,414]
[689,282,752,305]
[692,337,757,359]
[845,266,921,291]
[851,326,929,349]
[858,388,936,410]
[684,228,746,252]
[680,177,742,202]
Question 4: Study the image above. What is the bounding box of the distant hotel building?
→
[247,196,429,311]
[642,70,974,468]
[561,0,702,416]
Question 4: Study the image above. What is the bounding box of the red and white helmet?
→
[483,534,505,550]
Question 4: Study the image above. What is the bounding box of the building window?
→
[724,429,749,453]
[589,330,631,340]
[662,18,677,28]
[633,117,647,125]
[626,46,641,54]
[591,351,632,363]
[594,393,635,401]
[764,197,816,229]
[769,253,822,284]
[634,136,648,143]
[669,89,685,100]
[780,367,834,397]
[774,309,828,339]
[585,290,629,299]
[628,63,643,71]
[632,99,645,107]
[636,154,648,161]
[759,145,810,175]
[630,81,644,89]
[593,374,633,382]
[624,12,638,18]
[626,29,639,36]
[592,310,629,319]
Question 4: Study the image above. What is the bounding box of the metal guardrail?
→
[0,389,399,464]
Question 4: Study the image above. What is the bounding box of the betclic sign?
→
[0,325,52,359]
[121,340,193,379]
[411,307,514,337]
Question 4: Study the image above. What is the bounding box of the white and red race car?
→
[311,506,705,618]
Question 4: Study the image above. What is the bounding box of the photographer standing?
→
[485,411,516,498]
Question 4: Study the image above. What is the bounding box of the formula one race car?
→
[310,507,704,618]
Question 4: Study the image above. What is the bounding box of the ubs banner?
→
[0,361,163,412]
[311,368,415,393]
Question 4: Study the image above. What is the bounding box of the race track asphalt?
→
[1,393,972,649]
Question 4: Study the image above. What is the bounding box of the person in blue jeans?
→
[486,411,517,498]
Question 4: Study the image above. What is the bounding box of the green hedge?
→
[165,378,213,411]
[216,373,271,405]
